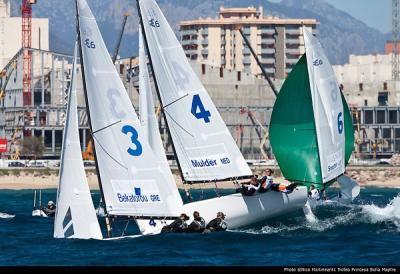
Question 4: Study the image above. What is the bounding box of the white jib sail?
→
[139,27,183,206]
[138,0,252,182]
[77,0,182,217]
[303,27,345,183]
[54,42,102,240]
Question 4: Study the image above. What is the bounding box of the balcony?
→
[243,57,252,65]
[286,28,300,35]
[261,48,275,54]
[201,28,208,35]
[221,48,226,55]
[263,67,275,74]
[261,38,275,45]
[262,58,275,64]
[184,49,198,55]
[260,28,275,35]
[201,49,209,55]
[243,47,251,55]
[201,39,209,45]
[181,29,198,36]
[181,39,197,46]
[286,57,299,64]
[286,48,300,54]
[286,38,300,45]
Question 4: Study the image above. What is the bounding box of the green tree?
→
[21,137,44,160]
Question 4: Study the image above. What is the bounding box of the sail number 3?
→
[122,125,143,156]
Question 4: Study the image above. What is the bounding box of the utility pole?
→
[392,0,400,80]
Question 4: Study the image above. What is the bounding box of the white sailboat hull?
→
[136,186,308,235]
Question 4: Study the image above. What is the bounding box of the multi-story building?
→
[179,6,318,79]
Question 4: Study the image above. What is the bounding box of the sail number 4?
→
[122,125,143,156]
[191,95,211,123]
[337,112,343,134]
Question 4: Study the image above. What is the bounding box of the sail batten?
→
[138,0,252,183]
[76,0,182,218]
[54,42,102,240]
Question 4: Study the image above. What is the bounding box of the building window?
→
[220,67,224,78]
[377,110,386,124]
[359,83,363,91]
[202,64,206,75]
[389,110,398,124]
[237,71,241,81]
[364,110,373,124]
[383,128,392,139]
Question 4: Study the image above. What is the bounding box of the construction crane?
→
[9,115,23,160]
[0,60,17,100]
[112,12,129,64]
[22,0,37,106]
[239,108,271,160]
[393,0,400,80]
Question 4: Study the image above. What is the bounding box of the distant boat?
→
[53,41,102,240]
[269,27,359,204]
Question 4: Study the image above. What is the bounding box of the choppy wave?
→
[361,195,400,231]
[234,195,400,234]
[0,212,15,219]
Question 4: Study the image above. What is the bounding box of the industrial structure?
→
[179,6,317,78]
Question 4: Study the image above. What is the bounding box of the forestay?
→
[303,27,345,183]
[76,0,182,217]
[138,0,252,182]
[54,42,102,240]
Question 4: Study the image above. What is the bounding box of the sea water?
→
[0,187,399,266]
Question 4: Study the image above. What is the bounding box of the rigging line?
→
[164,109,194,138]
[163,93,189,109]
[92,134,128,170]
[92,120,122,135]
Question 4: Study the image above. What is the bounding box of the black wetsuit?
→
[186,217,206,233]
[205,218,227,232]
[43,207,56,217]
[161,219,187,233]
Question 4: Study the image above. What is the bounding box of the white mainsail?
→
[303,27,345,183]
[54,42,102,240]
[138,0,252,182]
[76,0,182,217]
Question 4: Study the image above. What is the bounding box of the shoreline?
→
[0,166,400,190]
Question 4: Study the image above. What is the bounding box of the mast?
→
[75,0,111,236]
[136,0,186,183]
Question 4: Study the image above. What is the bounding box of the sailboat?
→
[269,27,360,207]
[135,0,308,234]
[53,42,102,240]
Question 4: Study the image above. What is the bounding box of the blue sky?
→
[270,0,392,33]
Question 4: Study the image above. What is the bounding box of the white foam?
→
[0,212,15,219]
[361,195,400,230]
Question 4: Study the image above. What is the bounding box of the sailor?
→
[238,176,260,196]
[186,211,206,233]
[309,185,321,200]
[42,201,56,217]
[204,212,227,232]
[259,169,274,193]
[161,213,190,233]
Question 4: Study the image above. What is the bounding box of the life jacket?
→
[278,184,287,192]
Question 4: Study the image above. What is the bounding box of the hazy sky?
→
[270,0,392,33]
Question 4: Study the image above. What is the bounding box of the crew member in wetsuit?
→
[205,212,227,232]
[237,176,260,196]
[161,213,189,233]
[186,211,206,233]
[259,169,274,193]
[42,201,56,217]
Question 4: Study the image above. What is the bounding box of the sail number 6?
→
[337,112,343,134]
[121,125,143,157]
